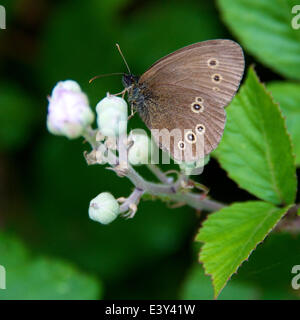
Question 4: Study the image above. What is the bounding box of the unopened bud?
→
[96,95,128,137]
[179,156,210,175]
[47,80,94,139]
[89,192,120,225]
[128,129,151,165]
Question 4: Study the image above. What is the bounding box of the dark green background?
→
[0,0,299,299]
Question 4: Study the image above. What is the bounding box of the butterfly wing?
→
[138,39,244,161]
[140,84,226,162]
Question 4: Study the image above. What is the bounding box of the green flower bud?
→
[96,95,128,137]
[89,192,120,225]
[128,129,151,165]
[179,155,210,175]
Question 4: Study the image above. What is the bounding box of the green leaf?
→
[196,201,289,298]
[181,265,259,300]
[0,233,101,299]
[217,67,297,205]
[217,0,300,79]
[267,81,300,166]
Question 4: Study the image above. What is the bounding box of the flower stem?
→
[146,164,173,184]
[119,188,145,213]
[83,129,226,213]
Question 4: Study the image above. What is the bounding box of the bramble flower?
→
[89,192,120,224]
[128,129,151,165]
[96,95,128,137]
[47,80,94,139]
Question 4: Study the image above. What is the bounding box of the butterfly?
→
[121,39,244,163]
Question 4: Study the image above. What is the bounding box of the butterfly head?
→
[122,74,140,89]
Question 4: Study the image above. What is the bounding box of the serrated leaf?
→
[196,201,289,298]
[217,67,296,205]
[0,233,101,300]
[217,0,300,79]
[267,81,300,166]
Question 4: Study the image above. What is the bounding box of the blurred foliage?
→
[217,0,300,79]
[0,84,37,151]
[181,264,259,300]
[267,81,300,166]
[0,0,299,300]
[0,233,101,299]
[237,232,300,300]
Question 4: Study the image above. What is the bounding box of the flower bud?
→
[96,95,128,137]
[179,155,210,175]
[89,192,120,225]
[47,80,94,139]
[128,129,151,165]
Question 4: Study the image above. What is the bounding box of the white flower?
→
[47,80,94,139]
[128,129,151,165]
[88,192,120,225]
[96,95,128,137]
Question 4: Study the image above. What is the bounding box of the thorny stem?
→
[83,128,225,213]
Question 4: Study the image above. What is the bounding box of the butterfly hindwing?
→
[141,84,226,162]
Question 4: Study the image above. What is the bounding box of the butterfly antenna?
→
[89,72,124,84]
[116,43,131,74]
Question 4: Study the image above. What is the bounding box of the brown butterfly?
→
[121,39,244,162]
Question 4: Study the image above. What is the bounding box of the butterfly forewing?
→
[136,39,244,162]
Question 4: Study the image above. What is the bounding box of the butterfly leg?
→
[112,88,127,97]
[186,180,209,200]
[128,104,137,120]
